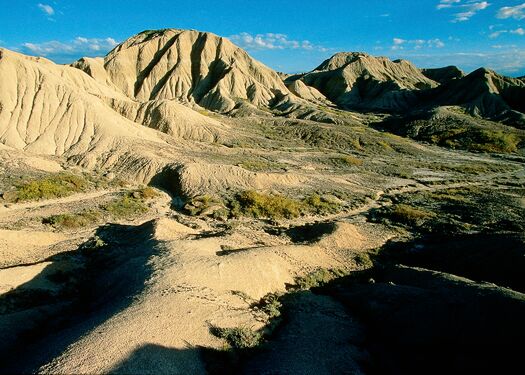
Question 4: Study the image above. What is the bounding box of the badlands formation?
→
[0,29,525,374]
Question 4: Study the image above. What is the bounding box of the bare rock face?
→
[286,80,333,106]
[0,48,164,159]
[76,29,292,113]
[296,52,438,111]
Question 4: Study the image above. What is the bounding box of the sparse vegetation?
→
[210,326,262,349]
[430,128,522,153]
[293,268,348,290]
[103,194,148,219]
[42,186,159,229]
[10,174,89,202]
[329,155,363,167]
[230,191,304,219]
[302,194,341,215]
[43,210,102,229]
[238,159,286,172]
[229,191,343,220]
[388,204,435,226]
[253,293,282,319]
[183,194,225,217]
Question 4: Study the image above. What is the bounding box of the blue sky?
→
[1,0,525,76]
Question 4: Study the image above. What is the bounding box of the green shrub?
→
[239,160,272,172]
[468,130,521,153]
[13,174,89,202]
[103,195,148,219]
[294,268,348,290]
[43,210,101,229]
[254,293,282,319]
[389,204,435,226]
[231,191,304,219]
[430,128,521,154]
[302,194,341,215]
[210,326,262,349]
[330,155,363,167]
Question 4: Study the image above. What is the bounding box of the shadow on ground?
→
[0,221,160,374]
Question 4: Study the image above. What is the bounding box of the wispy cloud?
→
[229,32,328,52]
[391,37,445,51]
[21,37,119,59]
[497,3,525,20]
[400,48,525,74]
[489,27,525,38]
[437,1,491,22]
[436,0,461,10]
[37,3,55,16]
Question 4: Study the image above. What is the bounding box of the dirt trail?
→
[0,189,120,218]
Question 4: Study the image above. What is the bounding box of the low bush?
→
[302,194,341,215]
[231,191,304,219]
[103,194,148,219]
[389,204,435,226]
[12,174,89,202]
[330,155,363,167]
[229,191,344,220]
[43,210,102,229]
[210,326,262,349]
[294,268,348,290]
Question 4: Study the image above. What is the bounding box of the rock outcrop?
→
[74,29,292,113]
[291,52,437,111]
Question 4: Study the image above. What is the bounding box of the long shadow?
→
[317,265,525,375]
[375,232,525,293]
[0,221,160,374]
[108,343,214,374]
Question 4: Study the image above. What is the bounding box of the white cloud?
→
[229,32,328,52]
[21,37,119,58]
[489,27,525,38]
[437,0,461,9]
[400,48,525,74]
[37,3,55,16]
[391,37,445,50]
[497,3,525,20]
[437,1,491,22]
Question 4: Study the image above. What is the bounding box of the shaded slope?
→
[426,67,525,126]
[421,65,464,84]
[293,52,437,111]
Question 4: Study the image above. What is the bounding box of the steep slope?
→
[0,49,165,161]
[426,68,525,126]
[292,52,437,111]
[75,29,293,113]
[421,66,465,85]
[2,50,200,182]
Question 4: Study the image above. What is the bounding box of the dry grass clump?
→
[389,204,435,226]
[303,194,341,215]
[229,191,343,220]
[431,128,521,154]
[43,210,102,229]
[293,268,348,290]
[42,186,159,229]
[210,326,262,349]
[231,191,304,219]
[11,174,89,202]
[103,188,156,219]
[330,155,364,167]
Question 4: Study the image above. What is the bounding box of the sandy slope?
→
[36,217,393,374]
